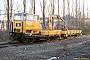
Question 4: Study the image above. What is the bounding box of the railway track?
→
[0,40,48,48]
[0,42,20,48]
[0,36,81,48]
[0,42,32,48]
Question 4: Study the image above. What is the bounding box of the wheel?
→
[46,37,51,43]
[50,36,53,41]
[29,38,34,43]
[18,38,24,43]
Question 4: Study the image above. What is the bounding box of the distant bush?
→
[0,30,11,42]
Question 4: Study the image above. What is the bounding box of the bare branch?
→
[39,0,43,13]
[39,0,47,13]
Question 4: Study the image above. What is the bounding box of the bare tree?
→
[63,0,65,18]
[10,0,12,30]
[67,0,70,21]
[40,0,47,29]
[83,0,84,18]
[33,0,35,14]
[49,0,54,14]
[76,0,77,19]
[29,0,35,14]
[78,0,81,29]
[87,6,88,19]
[58,0,59,15]
[52,0,54,14]
[43,0,45,28]
[23,0,26,13]
[67,0,71,29]
[71,0,75,18]
[7,0,10,30]
[10,0,12,20]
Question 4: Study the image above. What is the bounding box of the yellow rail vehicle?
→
[10,13,41,42]
[9,13,82,42]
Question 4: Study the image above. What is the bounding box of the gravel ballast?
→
[0,35,90,60]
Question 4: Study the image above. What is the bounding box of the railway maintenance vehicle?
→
[9,13,82,43]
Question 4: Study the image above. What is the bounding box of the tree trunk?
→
[33,0,35,14]
[58,0,59,15]
[52,0,54,14]
[63,0,65,19]
[23,0,26,13]
[43,0,45,29]
[7,0,9,30]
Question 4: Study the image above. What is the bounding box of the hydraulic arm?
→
[48,14,67,30]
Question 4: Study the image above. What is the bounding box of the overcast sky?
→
[0,0,90,20]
